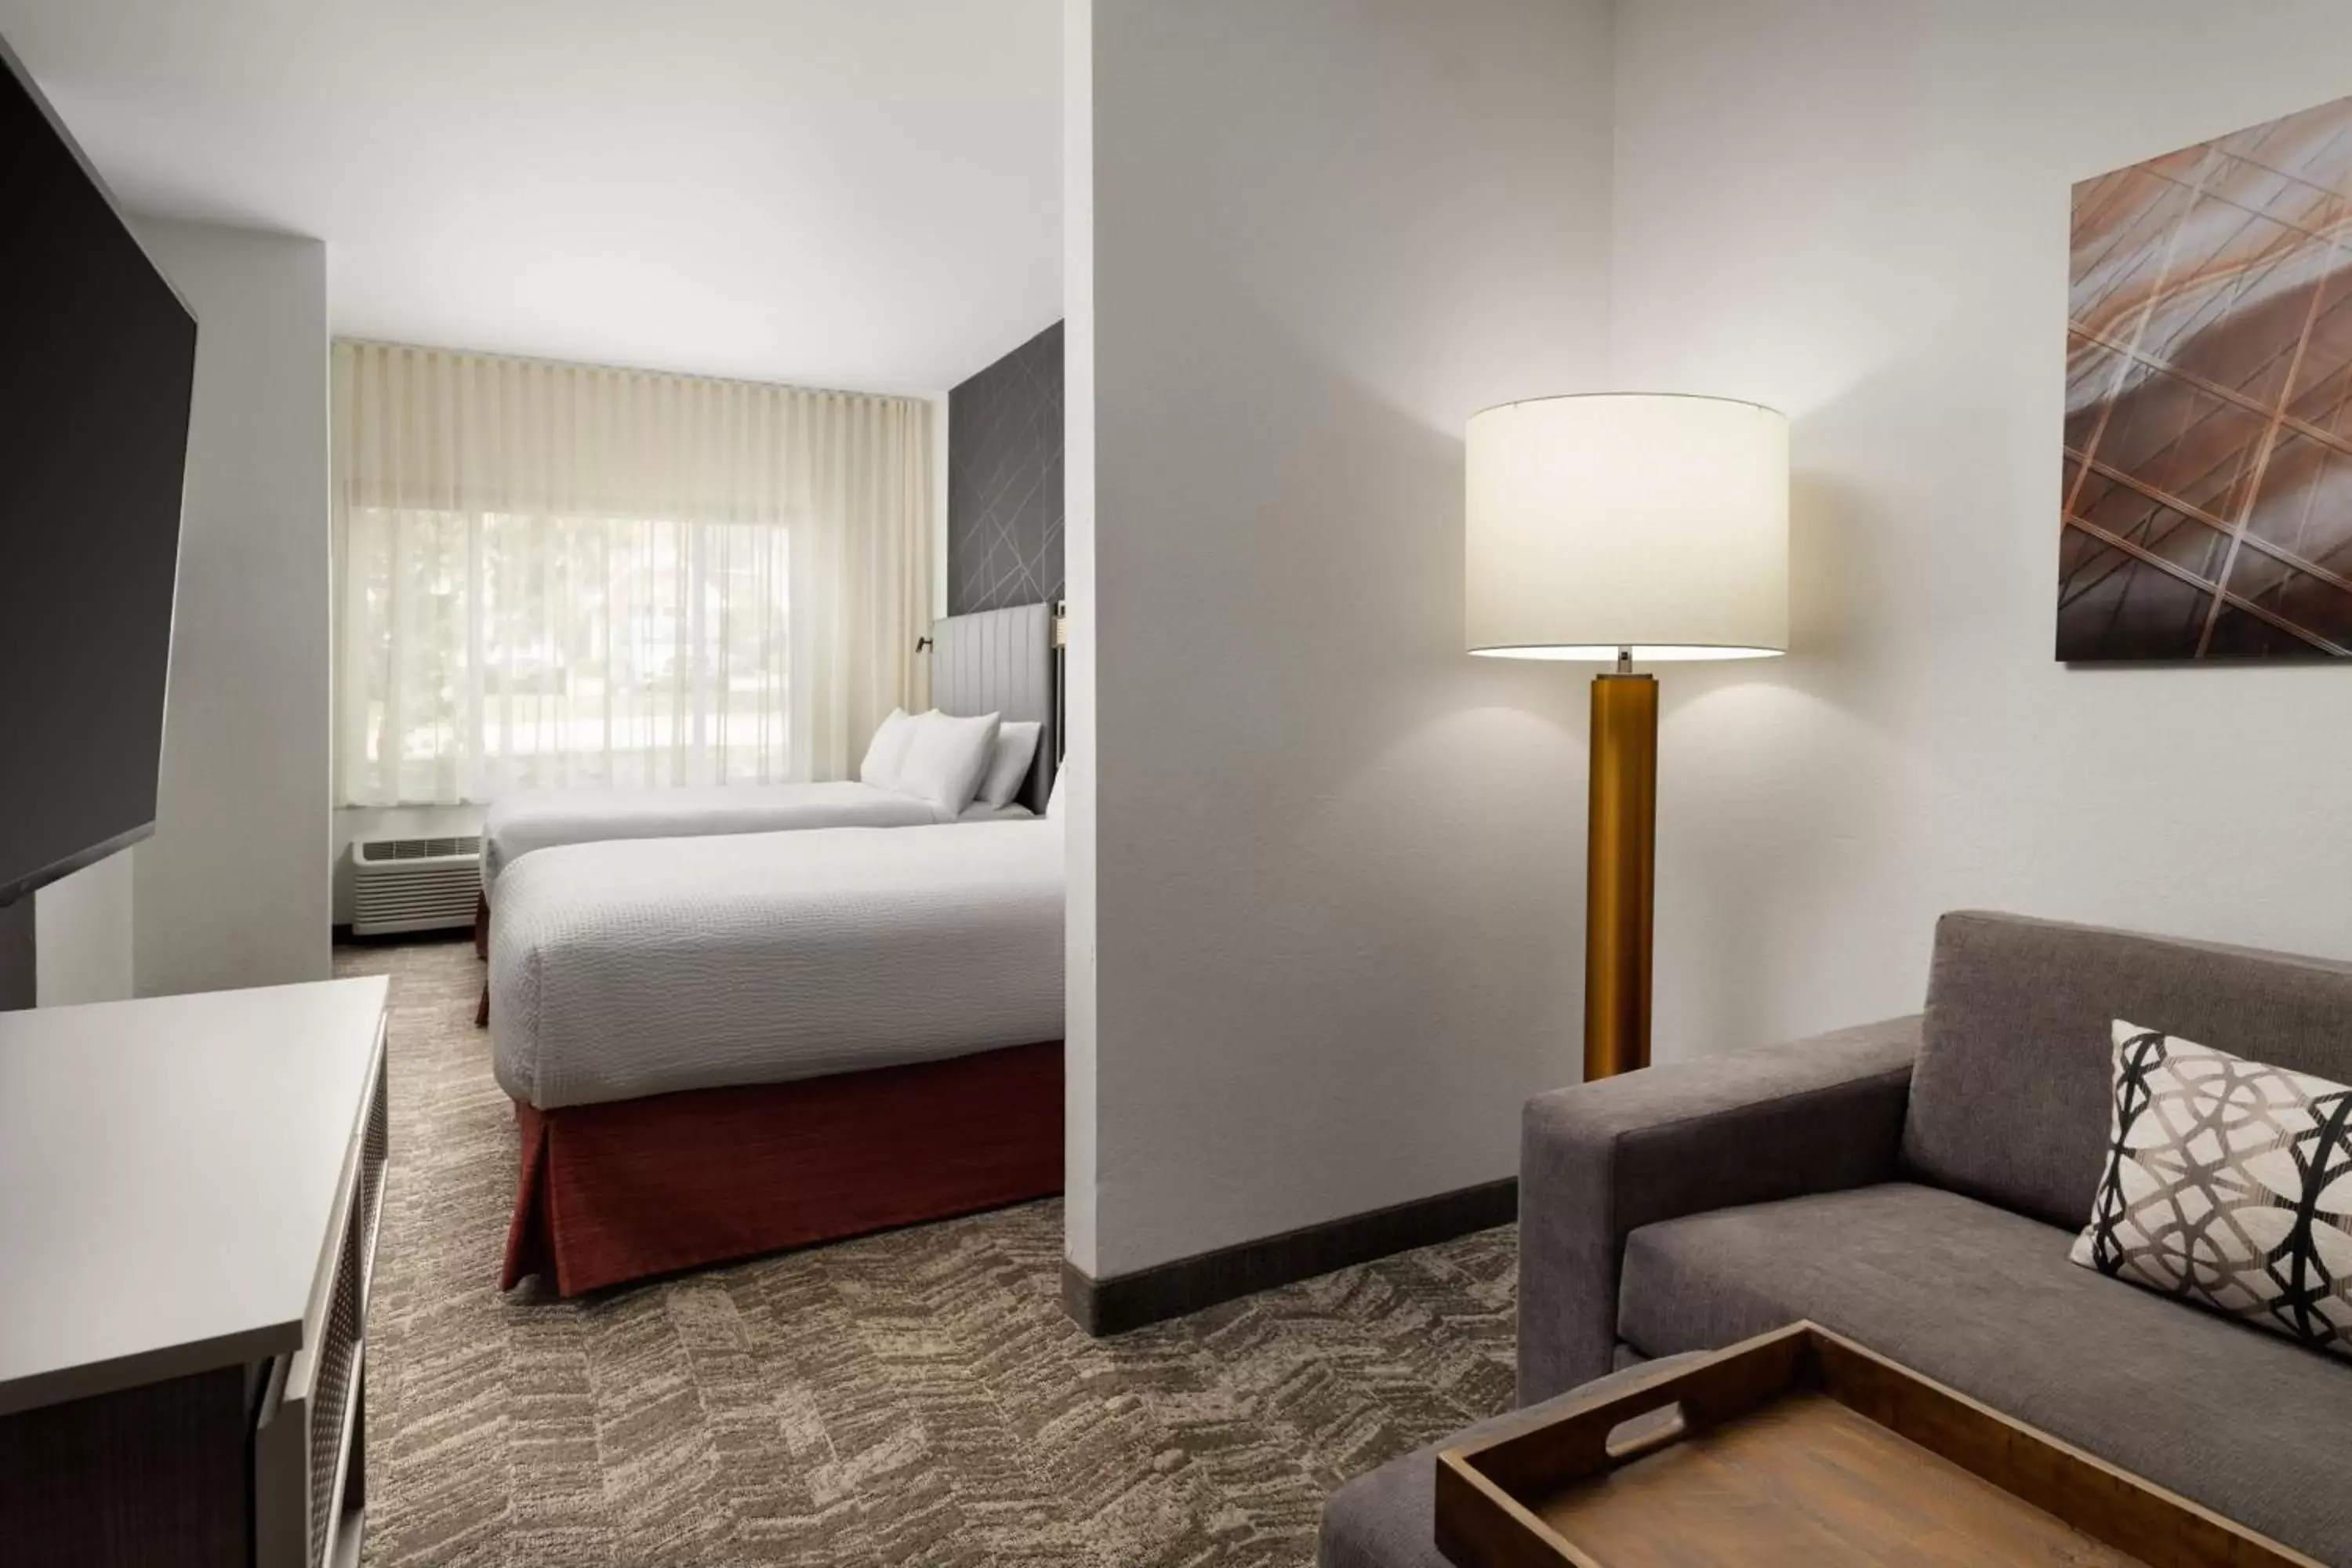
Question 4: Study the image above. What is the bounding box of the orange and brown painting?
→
[2063,97,2352,659]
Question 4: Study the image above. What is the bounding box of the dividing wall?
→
[1069,0,1614,1290]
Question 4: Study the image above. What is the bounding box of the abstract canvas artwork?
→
[2062,96,2352,659]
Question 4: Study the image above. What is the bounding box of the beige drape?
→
[332,341,930,806]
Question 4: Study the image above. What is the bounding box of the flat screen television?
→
[0,33,198,908]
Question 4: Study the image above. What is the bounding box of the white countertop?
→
[0,976,388,1415]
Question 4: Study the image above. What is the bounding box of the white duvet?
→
[489,818,1065,1110]
[481,781,1029,897]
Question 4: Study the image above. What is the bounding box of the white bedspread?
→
[481,781,1029,896]
[489,819,1065,1110]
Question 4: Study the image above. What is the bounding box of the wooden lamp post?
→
[1465,393,1789,1079]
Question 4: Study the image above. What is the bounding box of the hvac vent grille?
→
[369,835,480,861]
[351,835,482,936]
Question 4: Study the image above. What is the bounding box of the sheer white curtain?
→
[332,342,931,808]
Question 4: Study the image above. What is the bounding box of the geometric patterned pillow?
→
[2071,1019,2352,1360]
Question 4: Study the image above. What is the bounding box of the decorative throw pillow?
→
[2071,1020,2352,1360]
[977,720,1042,808]
[858,708,919,789]
[894,710,1001,815]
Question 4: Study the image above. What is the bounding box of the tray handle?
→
[1468,1327,1808,1495]
[1602,1399,1689,1465]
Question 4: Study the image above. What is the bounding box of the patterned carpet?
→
[340,938,1519,1567]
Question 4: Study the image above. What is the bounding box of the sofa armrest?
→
[1516,1014,1919,1403]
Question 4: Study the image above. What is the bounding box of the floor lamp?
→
[1465,394,1788,1080]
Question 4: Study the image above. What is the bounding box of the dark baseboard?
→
[1062,1177,1517,1337]
[332,924,475,948]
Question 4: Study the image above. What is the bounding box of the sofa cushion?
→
[1618,1182,2352,1562]
[2074,1021,2352,1362]
[1317,1354,1708,1568]
[1906,910,2352,1231]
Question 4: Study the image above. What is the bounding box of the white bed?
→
[481,781,1029,899]
[478,602,1058,902]
[489,818,1065,1110]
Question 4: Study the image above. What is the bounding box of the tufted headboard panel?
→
[931,602,1057,812]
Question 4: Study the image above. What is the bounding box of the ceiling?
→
[0,0,1062,392]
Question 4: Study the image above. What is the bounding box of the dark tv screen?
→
[0,38,197,906]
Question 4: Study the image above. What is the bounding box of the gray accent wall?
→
[948,321,1063,615]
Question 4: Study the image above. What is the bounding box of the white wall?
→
[32,851,134,1005]
[932,390,953,620]
[132,220,332,996]
[1062,0,1101,1272]
[1610,0,2352,1062]
[1071,0,1615,1279]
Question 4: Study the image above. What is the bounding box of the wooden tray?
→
[1435,1322,2318,1568]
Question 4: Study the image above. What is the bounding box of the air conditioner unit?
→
[350,836,482,936]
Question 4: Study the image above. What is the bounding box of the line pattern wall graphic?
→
[949,321,1065,616]
[2062,96,2352,659]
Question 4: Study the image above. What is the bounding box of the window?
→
[343,507,792,800]
[333,343,931,807]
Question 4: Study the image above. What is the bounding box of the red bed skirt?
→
[501,1040,1063,1295]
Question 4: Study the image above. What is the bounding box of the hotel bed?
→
[491,814,1065,1294]
[477,600,1056,906]
[470,600,1060,1025]
[481,781,1033,903]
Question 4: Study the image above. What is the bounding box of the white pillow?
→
[976,720,1042,808]
[1046,768,1065,821]
[895,710,1001,815]
[858,708,920,789]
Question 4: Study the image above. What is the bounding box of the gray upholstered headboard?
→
[931,602,1058,813]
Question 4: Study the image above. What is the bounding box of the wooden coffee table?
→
[1435,1321,2317,1567]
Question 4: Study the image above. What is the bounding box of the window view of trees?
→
[344,508,793,802]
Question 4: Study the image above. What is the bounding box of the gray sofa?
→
[1324,910,2352,1567]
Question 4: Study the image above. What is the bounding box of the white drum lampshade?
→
[1465,393,1789,660]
